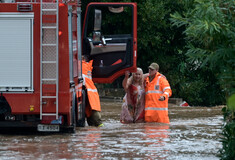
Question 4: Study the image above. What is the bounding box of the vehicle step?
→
[42,78,56,81]
[42,44,56,46]
[42,96,56,98]
[42,26,57,29]
[42,61,56,64]
[41,113,57,116]
[42,9,57,12]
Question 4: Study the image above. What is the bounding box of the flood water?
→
[0,100,223,160]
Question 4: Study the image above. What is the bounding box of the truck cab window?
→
[83,4,135,82]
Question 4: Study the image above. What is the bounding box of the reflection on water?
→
[0,101,222,160]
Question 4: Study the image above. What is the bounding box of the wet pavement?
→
[0,101,223,160]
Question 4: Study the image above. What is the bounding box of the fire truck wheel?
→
[76,88,86,127]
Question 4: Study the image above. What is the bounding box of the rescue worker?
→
[144,62,172,124]
[82,55,104,127]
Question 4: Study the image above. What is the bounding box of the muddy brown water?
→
[0,100,223,160]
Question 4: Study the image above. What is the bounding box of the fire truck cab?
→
[0,0,137,132]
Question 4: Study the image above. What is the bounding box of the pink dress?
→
[120,84,145,123]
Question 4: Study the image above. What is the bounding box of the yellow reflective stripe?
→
[82,74,92,80]
[156,76,161,86]
[163,86,171,92]
[156,75,165,85]
[87,72,92,76]
[87,89,98,92]
[82,74,86,85]
[164,92,170,98]
[145,107,168,111]
[146,90,163,94]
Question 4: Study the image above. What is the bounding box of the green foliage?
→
[170,0,234,105]
[220,106,235,160]
[228,94,235,111]
[171,0,235,158]
[136,0,191,74]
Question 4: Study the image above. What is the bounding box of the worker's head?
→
[82,55,90,62]
[148,62,159,76]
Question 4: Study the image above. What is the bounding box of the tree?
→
[171,0,235,158]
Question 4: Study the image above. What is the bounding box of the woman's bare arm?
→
[122,71,131,91]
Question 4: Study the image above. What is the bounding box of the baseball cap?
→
[148,63,159,70]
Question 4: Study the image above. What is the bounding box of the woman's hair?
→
[129,67,144,86]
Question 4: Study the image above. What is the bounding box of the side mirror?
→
[94,9,101,31]
[93,9,102,44]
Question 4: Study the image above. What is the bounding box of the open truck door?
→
[82,3,137,83]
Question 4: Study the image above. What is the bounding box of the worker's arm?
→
[143,73,149,79]
[159,78,172,101]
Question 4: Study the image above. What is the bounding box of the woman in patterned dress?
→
[120,68,145,123]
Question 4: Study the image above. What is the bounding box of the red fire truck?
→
[0,0,137,132]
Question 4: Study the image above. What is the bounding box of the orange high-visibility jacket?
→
[144,72,172,123]
[82,60,101,116]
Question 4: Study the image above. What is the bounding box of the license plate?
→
[37,124,60,132]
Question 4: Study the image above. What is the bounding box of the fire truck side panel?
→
[0,4,41,113]
[58,5,70,93]
[4,94,40,113]
[0,2,79,129]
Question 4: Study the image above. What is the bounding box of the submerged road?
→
[0,100,223,160]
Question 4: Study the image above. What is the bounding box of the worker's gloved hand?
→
[159,96,165,101]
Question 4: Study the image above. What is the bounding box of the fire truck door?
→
[82,3,137,83]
